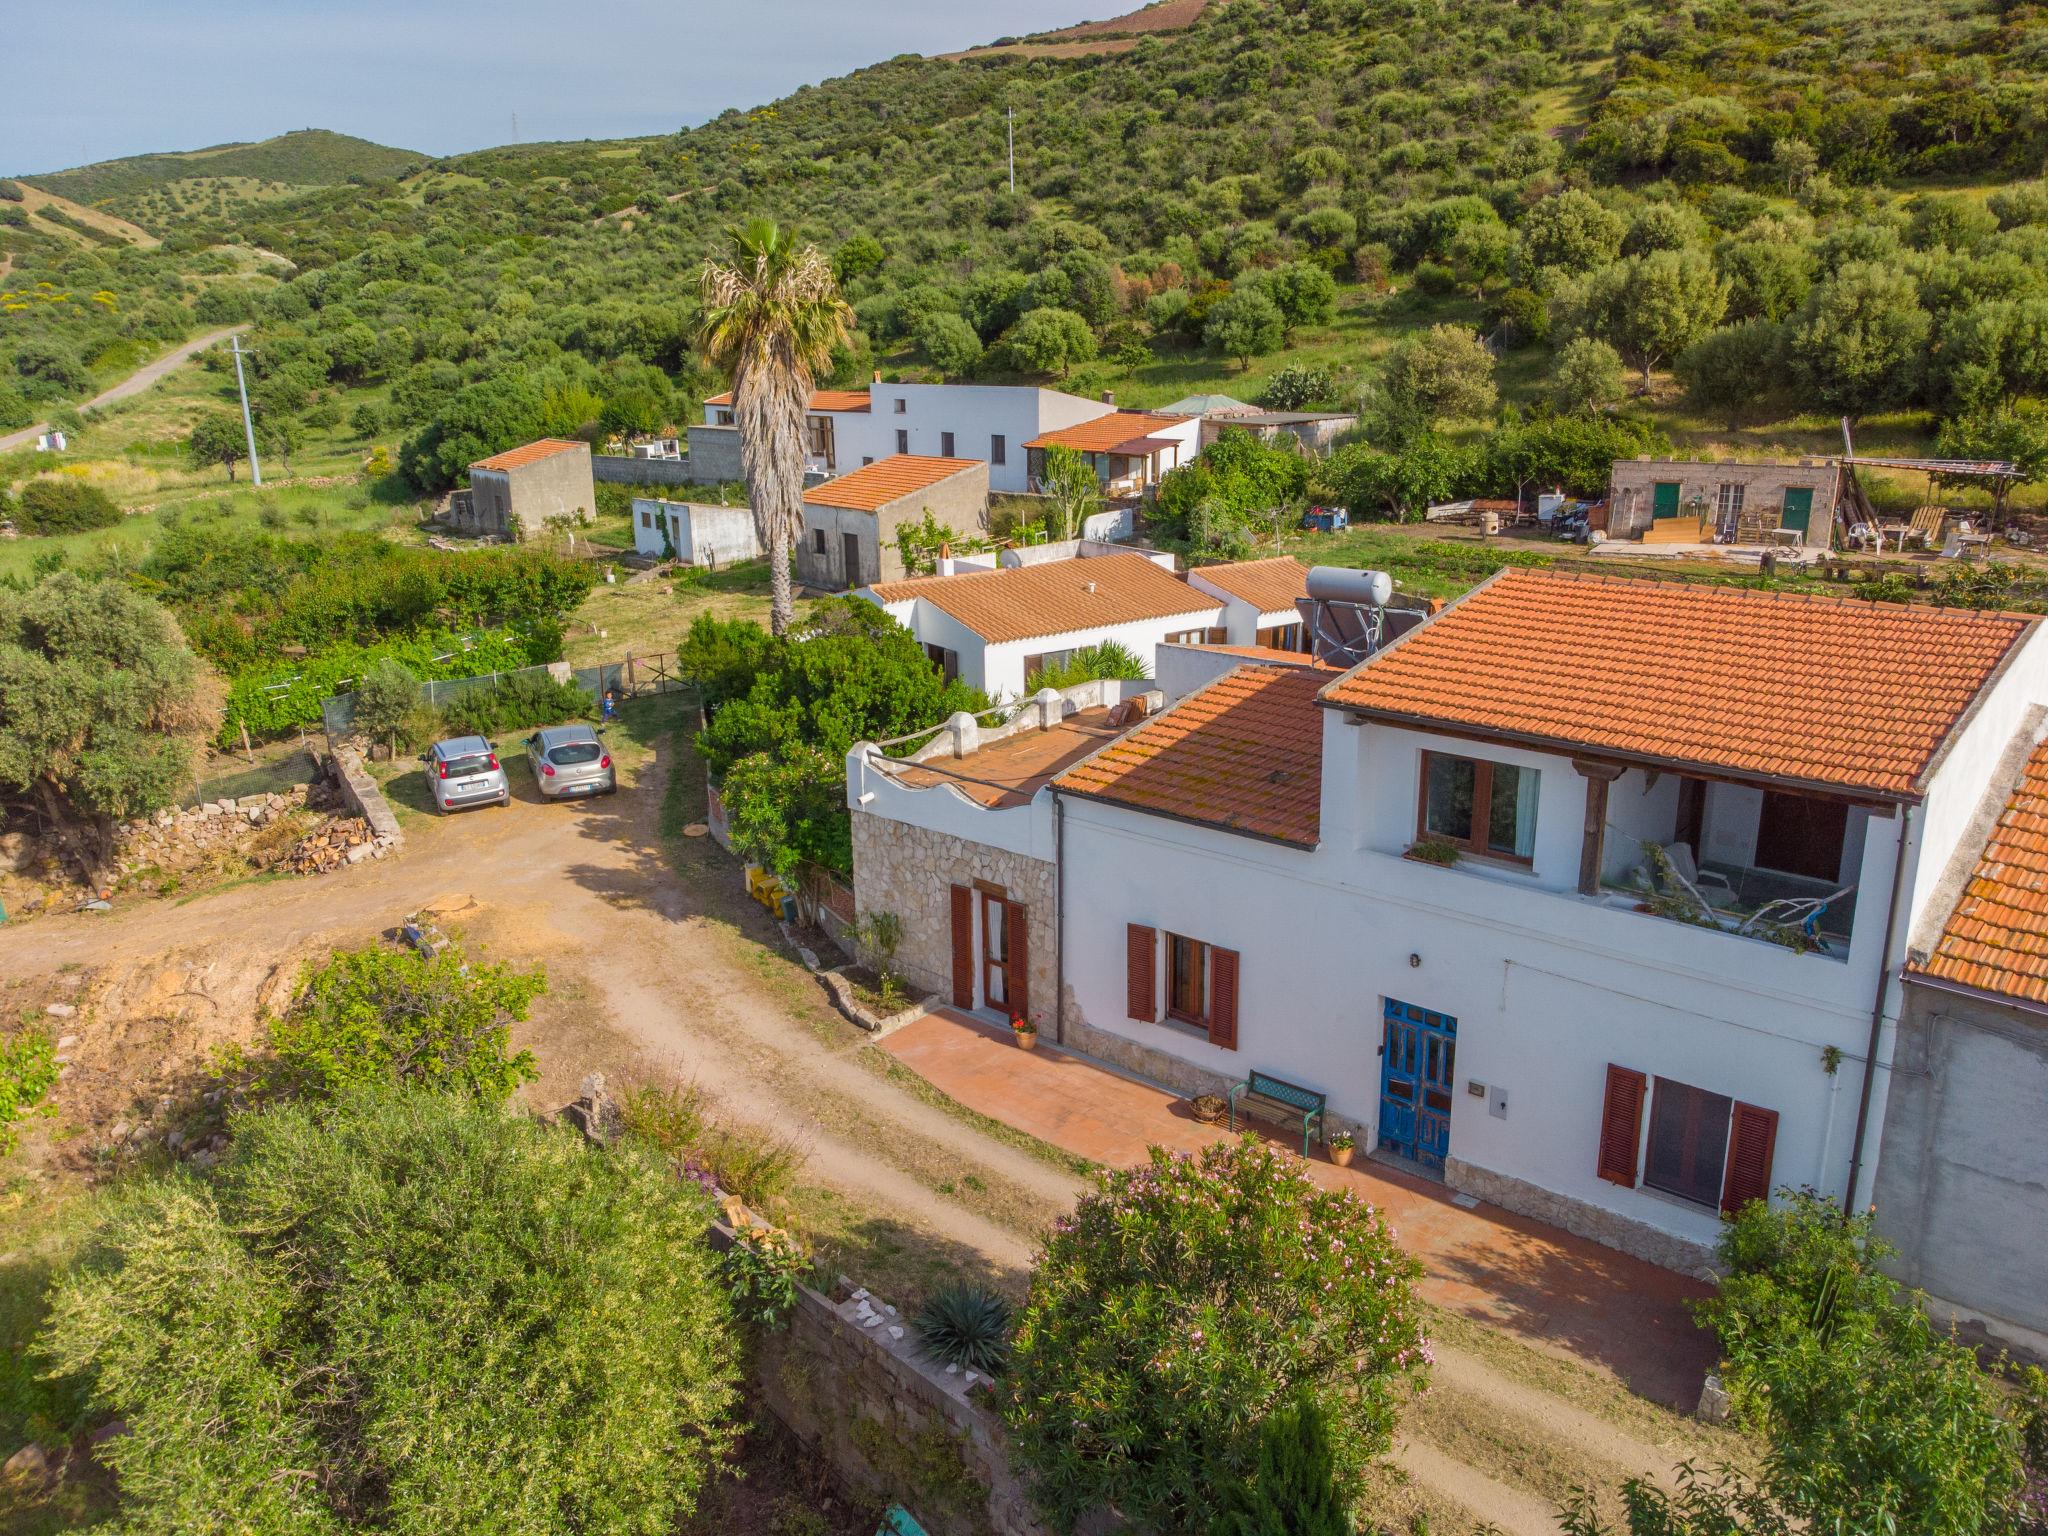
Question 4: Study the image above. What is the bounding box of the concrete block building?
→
[1606,457,1841,548]
[630,498,761,566]
[466,439,596,540]
[797,455,989,591]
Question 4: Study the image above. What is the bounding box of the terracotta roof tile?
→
[470,438,588,472]
[1318,568,2031,799]
[1913,739,2048,1006]
[705,388,872,412]
[804,455,984,513]
[1025,410,1193,453]
[869,553,1220,645]
[1185,642,1333,669]
[1056,665,1324,846]
[1189,556,1310,615]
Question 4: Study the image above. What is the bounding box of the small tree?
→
[1550,337,1628,414]
[1448,219,1516,299]
[1005,306,1097,378]
[1002,1137,1430,1531]
[1677,321,1788,428]
[350,658,421,757]
[1518,189,1627,277]
[186,411,247,481]
[42,1090,742,1534]
[916,310,984,380]
[1256,364,1336,411]
[14,478,120,535]
[1578,249,1728,392]
[1788,262,1930,420]
[1380,323,1498,429]
[1039,443,1103,540]
[1205,288,1285,368]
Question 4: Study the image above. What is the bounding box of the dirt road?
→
[0,713,1733,1531]
[0,324,248,453]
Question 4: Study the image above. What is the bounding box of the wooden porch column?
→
[1574,759,1627,896]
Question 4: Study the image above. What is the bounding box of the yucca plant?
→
[916,1283,1012,1373]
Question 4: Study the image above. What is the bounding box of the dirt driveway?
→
[2,708,1078,1293]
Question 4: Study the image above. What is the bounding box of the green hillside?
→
[17,129,425,226]
[7,0,2048,507]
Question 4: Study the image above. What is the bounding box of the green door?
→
[1780,486,1813,534]
[1652,481,1682,520]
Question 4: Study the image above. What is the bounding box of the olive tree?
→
[1004,306,1097,378]
[1550,337,1628,414]
[1574,249,1727,391]
[0,573,213,872]
[1789,262,1931,418]
[1380,323,1498,428]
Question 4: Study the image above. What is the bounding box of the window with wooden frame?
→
[810,528,826,554]
[1166,932,1208,1024]
[1597,1063,1778,1216]
[1418,751,1538,862]
[1165,628,1208,646]
[1717,482,1746,520]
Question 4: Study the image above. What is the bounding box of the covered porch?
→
[1573,758,1876,955]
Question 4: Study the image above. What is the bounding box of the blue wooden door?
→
[1380,1000,1457,1169]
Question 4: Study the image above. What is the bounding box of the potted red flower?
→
[1010,1016,1039,1051]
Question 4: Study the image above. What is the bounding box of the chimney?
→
[1101,390,1115,405]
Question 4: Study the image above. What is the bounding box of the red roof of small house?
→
[470,438,588,472]
[1912,738,2048,1006]
[869,553,1220,645]
[1188,556,1310,615]
[704,388,872,413]
[1025,411,1194,454]
[803,455,983,513]
[1318,567,2032,801]
[1056,664,1325,847]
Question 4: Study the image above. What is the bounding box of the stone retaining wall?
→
[330,746,404,854]
[754,1278,1054,1536]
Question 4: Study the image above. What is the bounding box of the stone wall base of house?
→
[1445,1157,1717,1278]
[1057,993,1235,1104]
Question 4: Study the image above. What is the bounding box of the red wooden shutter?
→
[949,885,974,1009]
[1208,947,1240,1051]
[1126,924,1156,1022]
[1721,1102,1779,1216]
[1596,1065,1647,1188]
[1005,901,1030,1022]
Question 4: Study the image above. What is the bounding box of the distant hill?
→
[17,129,424,229]
[940,0,1211,58]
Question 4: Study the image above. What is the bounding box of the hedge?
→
[222,626,559,743]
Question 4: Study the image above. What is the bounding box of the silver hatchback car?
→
[423,735,510,813]
[525,723,616,800]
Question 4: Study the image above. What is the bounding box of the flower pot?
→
[1330,1145,1356,1168]
[1013,1031,1038,1051]
[1190,1094,1226,1124]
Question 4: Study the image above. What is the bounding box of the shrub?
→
[1002,1137,1430,1530]
[1026,640,1149,690]
[350,657,420,751]
[1695,1191,2025,1535]
[1212,1392,1350,1536]
[1256,363,1336,411]
[435,669,592,738]
[15,478,120,535]
[41,1089,741,1533]
[232,942,544,1105]
[0,1027,59,1153]
[719,1225,811,1326]
[917,1284,1012,1373]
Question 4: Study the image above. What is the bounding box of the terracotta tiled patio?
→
[882,1007,1719,1409]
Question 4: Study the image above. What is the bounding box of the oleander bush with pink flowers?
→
[1000,1135,1430,1532]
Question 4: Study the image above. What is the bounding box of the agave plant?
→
[916,1283,1012,1373]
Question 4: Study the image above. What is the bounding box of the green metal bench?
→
[1227,1070,1327,1156]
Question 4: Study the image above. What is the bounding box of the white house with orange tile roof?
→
[862,552,1225,700]
[699,381,1123,493]
[1037,567,2048,1275]
[1025,409,1200,496]
[797,455,988,589]
[1186,556,1312,650]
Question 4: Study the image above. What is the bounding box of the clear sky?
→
[5,0,1112,176]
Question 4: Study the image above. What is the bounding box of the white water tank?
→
[1306,566,1394,607]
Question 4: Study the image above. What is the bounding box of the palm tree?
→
[696,219,853,635]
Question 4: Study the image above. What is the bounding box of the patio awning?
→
[1843,455,2019,479]
[1113,435,1180,455]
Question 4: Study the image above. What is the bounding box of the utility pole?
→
[511,111,520,145]
[230,334,263,487]
[1006,107,1015,193]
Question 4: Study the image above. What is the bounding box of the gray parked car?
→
[423,736,510,813]
[524,723,616,800]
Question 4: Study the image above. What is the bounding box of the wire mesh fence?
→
[320,653,696,747]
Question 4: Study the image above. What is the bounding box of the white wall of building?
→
[858,384,1115,494]
[868,593,1223,700]
[631,499,760,565]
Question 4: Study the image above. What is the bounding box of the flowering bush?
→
[1001,1136,1429,1530]
[719,1223,810,1327]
